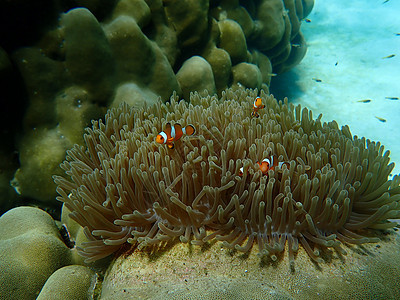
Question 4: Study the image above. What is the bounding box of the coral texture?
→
[37,265,96,300]
[5,0,314,203]
[0,207,72,300]
[54,88,400,264]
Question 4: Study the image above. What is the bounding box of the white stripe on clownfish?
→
[251,96,265,118]
[158,131,168,144]
[170,124,176,139]
[239,166,244,176]
[156,122,196,149]
[264,156,286,168]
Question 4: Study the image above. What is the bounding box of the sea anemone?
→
[53,88,400,264]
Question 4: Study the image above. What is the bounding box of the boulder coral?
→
[0,207,73,299]
[37,265,96,300]
[2,0,314,205]
[54,88,400,268]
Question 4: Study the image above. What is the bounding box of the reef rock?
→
[4,0,314,204]
[0,207,72,300]
[100,230,400,299]
[37,265,96,300]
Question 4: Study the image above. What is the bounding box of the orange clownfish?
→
[156,122,195,149]
[238,166,244,176]
[238,155,289,176]
[257,155,290,175]
[251,97,265,118]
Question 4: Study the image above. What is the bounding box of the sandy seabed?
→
[271,0,400,176]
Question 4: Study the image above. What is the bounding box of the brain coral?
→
[54,88,400,265]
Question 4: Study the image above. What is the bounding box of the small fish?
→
[156,122,195,149]
[335,61,338,66]
[238,166,244,176]
[251,97,265,118]
[375,116,387,123]
[396,33,400,36]
[257,156,290,175]
[292,43,301,48]
[357,99,372,103]
[305,18,311,23]
[382,0,390,3]
[239,155,290,177]
[382,54,395,59]
[267,73,278,77]
[312,78,322,82]
[385,96,399,100]
[60,224,75,249]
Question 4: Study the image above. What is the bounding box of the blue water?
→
[272,0,400,176]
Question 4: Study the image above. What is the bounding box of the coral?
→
[4,0,314,204]
[54,88,400,265]
[61,8,115,103]
[0,206,72,300]
[217,19,248,65]
[176,56,217,100]
[231,62,262,90]
[11,127,74,201]
[37,265,96,300]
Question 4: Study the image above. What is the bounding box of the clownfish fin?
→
[251,111,259,118]
[184,124,196,136]
[167,142,175,149]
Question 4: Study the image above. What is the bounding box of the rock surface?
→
[100,230,400,299]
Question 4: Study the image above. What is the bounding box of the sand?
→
[271,0,400,177]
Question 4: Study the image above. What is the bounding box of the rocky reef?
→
[1,88,400,299]
[0,206,96,299]
[6,1,399,300]
[0,0,313,208]
[100,230,400,299]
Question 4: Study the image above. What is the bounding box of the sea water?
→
[271,0,400,177]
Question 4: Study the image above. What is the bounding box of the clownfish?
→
[238,166,244,176]
[238,155,290,176]
[257,155,290,175]
[251,97,265,118]
[156,122,195,149]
